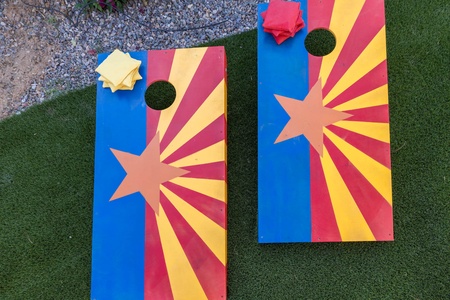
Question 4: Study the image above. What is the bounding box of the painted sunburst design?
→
[143,47,227,299]
[308,0,393,242]
[104,47,227,299]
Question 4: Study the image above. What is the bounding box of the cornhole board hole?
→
[258,0,393,243]
[92,46,227,299]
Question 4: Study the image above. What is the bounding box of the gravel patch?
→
[0,0,266,119]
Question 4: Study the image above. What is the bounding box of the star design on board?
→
[110,132,189,214]
[274,78,352,156]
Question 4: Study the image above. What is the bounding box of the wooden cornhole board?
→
[258,0,393,243]
[92,47,227,299]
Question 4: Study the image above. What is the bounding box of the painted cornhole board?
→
[92,46,227,299]
[258,0,393,243]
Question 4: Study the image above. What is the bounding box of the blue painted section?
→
[257,1,311,243]
[91,52,148,299]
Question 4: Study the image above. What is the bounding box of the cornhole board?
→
[258,0,393,243]
[92,46,227,299]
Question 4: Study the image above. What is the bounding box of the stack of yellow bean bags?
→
[95,49,142,92]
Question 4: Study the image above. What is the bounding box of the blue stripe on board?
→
[257,1,311,243]
[91,51,148,299]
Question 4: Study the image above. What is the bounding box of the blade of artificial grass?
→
[1,0,449,296]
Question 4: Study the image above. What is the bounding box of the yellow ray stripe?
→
[161,79,225,161]
[319,0,365,86]
[170,140,225,168]
[321,146,375,241]
[332,85,389,111]
[324,127,392,205]
[332,120,390,143]
[156,205,208,300]
[157,48,208,140]
[161,185,226,265]
[323,26,387,106]
[169,177,227,203]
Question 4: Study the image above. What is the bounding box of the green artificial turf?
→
[1,0,449,298]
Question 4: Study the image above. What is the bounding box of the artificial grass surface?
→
[1,0,449,298]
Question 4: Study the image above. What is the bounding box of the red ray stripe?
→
[160,47,225,152]
[326,60,387,109]
[323,135,393,241]
[162,115,226,165]
[163,181,226,229]
[322,0,386,98]
[310,147,342,242]
[146,49,176,138]
[144,204,173,300]
[307,0,335,88]
[160,195,226,299]
[327,124,391,169]
[343,104,390,123]
[180,161,226,181]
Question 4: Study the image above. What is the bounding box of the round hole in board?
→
[304,28,336,57]
[145,81,176,110]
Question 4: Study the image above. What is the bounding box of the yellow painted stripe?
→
[323,26,387,106]
[169,177,227,203]
[319,0,365,86]
[170,140,225,167]
[324,128,392,205]
[332,120,390,143]
[224,82,228,121]
[332,85,389,111]
[161,79,225,161]
[156,205,208,300]
[321,146,375,241]
[161,185,226,265]
[157,48,208,140]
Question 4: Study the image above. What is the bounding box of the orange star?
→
[274,79,352,156]
[110,132,189,214]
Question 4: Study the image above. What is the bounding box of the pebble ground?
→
[0,0,266,118]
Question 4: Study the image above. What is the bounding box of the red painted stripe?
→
[322,0,386,98]
[162,115,226,165]
[323,135,393,241]
[307,0,335,88]
[310,146,342,242]
[326,60,387,109]
[308,56,322,89]
[147,49,176,85]
[160,195,226,299]
[144,204,174,300]
[146,49,176,139]
[145,49,175,299]
[160,47,225,152]
[343,104,390,123]
[308,0,341,242]
[163,181,227,229]
[307,0,334,29]
[327,124,391,169]
[180,161,226,181]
